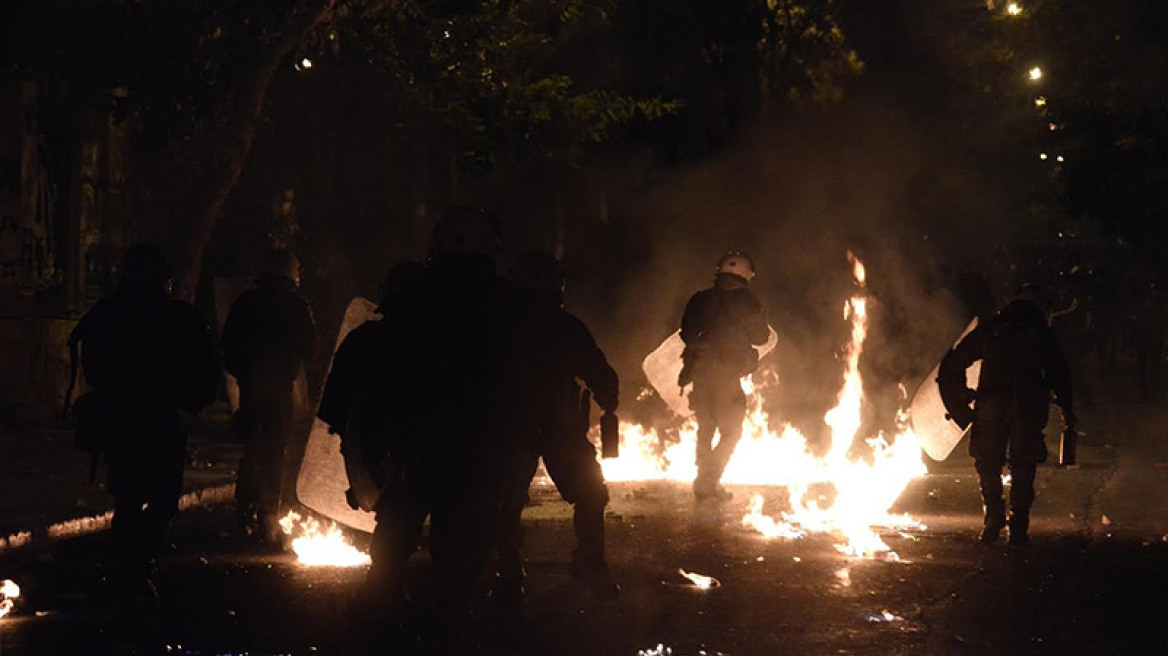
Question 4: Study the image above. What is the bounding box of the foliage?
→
[343,0,679,168]
[759,0,864,104]
[960,0,1168,270]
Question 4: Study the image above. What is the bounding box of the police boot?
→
[1008,512,1030,546]
[980,503,1007,544]
[570,502,620,599]
[693,470,732,503]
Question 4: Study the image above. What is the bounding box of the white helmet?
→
[716,251,755,281]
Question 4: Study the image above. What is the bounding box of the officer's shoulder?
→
[689,288,716,303]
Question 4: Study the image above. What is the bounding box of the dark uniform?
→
[69,245,219,595]
[939,296,1076,545]
[496,254,620,603]
[353,209,513,639]
[318,262,428,512]
[680,262,769,500]
[221,254,318,540]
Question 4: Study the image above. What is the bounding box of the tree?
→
[956,0,1168,276]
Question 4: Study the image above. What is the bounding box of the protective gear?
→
[600,411,620,459]
[432,206,502,256]
[222,269,318,540]
[69,249,219,597]
[496,278,620,602]
[940,296,1075,546]
[716,251,756,282]
[118,244,173,292]
[262,250,301,285]
[511,250,566,300]
[680,273,768,499]
[361,246,512,629]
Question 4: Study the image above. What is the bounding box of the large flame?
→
[604,252,926,558]
[279,511,371,567]
[0,579,20,619]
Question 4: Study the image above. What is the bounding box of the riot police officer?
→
[221,250,318,542]
[353,207,513,642]
[939,286,1077,546]
[495,250,621,606]
[69,244,219,599]
[679,252,769,501]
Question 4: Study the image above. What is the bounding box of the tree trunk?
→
[170,0,340,302]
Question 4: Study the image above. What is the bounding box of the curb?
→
[0,483,236,554]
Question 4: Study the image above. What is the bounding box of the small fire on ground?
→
[1,579,20,619]
[678,568,720,589]
[603,252,927,559]
[279,511,371,567]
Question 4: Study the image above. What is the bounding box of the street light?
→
[1028,66,1043,81]
[1006,3,1023,16]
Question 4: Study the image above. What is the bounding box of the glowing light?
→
[0,579,20,619]
[1040,153,1049,160]
[279,511,371,567]
[603,254,927,559]
[1034,97,1047,107]
[295,57,314,71]
[1056,155,1065,163]
[678,568,720,589]
[1028,67,1043,81]
[1006,3,1022,16]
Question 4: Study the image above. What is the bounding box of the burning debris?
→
[677,568,720,589]
[278,511,371,567]
[0,579,20,619]
[862,609,905,623]
[608,253,927,559]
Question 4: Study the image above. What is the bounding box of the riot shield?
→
[909,317,981,462]
[294,297,379,533]
[642,326,779,419]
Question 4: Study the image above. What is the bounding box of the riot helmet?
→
[716,251,756,282]
[511,250,566,301]
[118,244,173,294]
[262,249,301,285]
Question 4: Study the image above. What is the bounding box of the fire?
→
[605,252,927,558]
[0,579,19,619]
[678,568,720,589]
[278,511,371,567]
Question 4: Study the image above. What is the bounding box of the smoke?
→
[579,96,1014,441]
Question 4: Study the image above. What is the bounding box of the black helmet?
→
[262,249,301,281]
[511,250,565,296]
[432,206,502,256]
[376,261,428,310]
[118,244,172,290]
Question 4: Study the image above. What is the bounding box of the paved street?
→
[4,390,1168,655]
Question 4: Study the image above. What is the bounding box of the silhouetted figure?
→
[68,245,219,600]
[939,286,1076,546]
[221,250,318,542]
[679,252,769,501]
[356,207,513,646]
[319,261,429,514]
[495,251,621,609]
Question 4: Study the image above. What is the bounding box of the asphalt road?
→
[3,429,1168,656]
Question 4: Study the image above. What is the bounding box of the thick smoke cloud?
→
[578,96,1012,444]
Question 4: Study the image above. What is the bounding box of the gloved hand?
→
[343,451,382,512]
[600,411,620,459]
[947,405,975,431]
